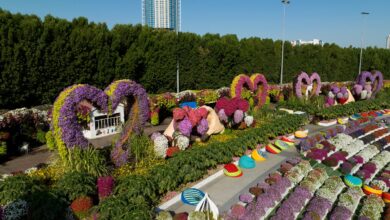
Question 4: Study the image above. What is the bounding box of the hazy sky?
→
[1,0,389,48]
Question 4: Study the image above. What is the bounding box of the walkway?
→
[0,146,52,174]
[159,145,300,214]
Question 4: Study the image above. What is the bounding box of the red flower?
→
[236,98,249,112]
[173,108,186,121]
[71,196,93,213]
[166,147,180,157]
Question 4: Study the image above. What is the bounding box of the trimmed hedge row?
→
[97,113,307,219]
[279,89,390,120]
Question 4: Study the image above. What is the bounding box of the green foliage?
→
[114,175,157,203]
[96,195,152,220]
[36,129,46,144]
[55,171,96,201]
[45,131,56,151]
[130,134,154,163]
[0,141,6,156]
[60,147,108,177]
[0,175,43,205]
[26,188,68,220]
[0,8,389,109]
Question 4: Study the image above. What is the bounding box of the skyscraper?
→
[387,35,390,49]
[142,0,181,31]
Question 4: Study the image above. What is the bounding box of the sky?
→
[0,0,389,48]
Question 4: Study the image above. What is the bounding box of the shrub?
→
[27,188,68,220]
[96,195,152,220]
[0,141,6,156]
[36,129,46,144]
[0,175,43,205]
[55,171,96,201]
[60,147,108,177]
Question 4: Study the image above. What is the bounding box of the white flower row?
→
[365,151,390,184]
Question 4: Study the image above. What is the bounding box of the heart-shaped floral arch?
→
[353,70,383,99]
[51,79,149,167]
[230,74,269,108]
[293,72,322,99]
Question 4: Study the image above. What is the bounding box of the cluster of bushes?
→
[1,9,390,109]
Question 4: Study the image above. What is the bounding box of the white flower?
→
[176,135,190,150]
[24,167,37,174]
[154,135,169,158]
[371,180,388,192]
[244,115,254,127]
[4,200,28,220]
[0,174,11,181]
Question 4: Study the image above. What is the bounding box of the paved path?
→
[0,146,52,174]
[160,145,300,214]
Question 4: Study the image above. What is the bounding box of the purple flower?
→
[286,157,301,165]
[150,132,161,141]
[340,162,354,174]
[178,117,193,137]
[110,146,129,167]
[217,109,228,123]
[362,162,377,173]
[239,194,253,203]
[227,204,245,219]
[329,206,352,220]
[196,118,209,135]
[233,110,244,124]
[305,196,332,218]
[352,155,364,164]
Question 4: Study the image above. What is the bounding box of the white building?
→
[82,103,125,139]
[291,39,323,46]
[386,35,390,49]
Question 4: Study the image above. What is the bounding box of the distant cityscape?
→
[142,0,180,31]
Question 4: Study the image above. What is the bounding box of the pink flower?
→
[237,98,249,112]
[173,108,186,121]
[234,110,244,124]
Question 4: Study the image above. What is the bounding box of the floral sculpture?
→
[215,97,253,128]
[51,80,149,167]
[352,70,383,100]
[173,106,209,138]
[325,85,349,107]
[293,72,321,99]
[230,73,269,108]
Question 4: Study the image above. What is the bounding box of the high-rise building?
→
[386,35,390,49]
[142,0,180,31]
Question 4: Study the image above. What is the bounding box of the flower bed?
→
[271,168,328,219]
[302,176,345,219]
[358,194,386,220]
[328,187,365,220]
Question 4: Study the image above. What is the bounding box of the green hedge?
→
[279,89,390,120]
